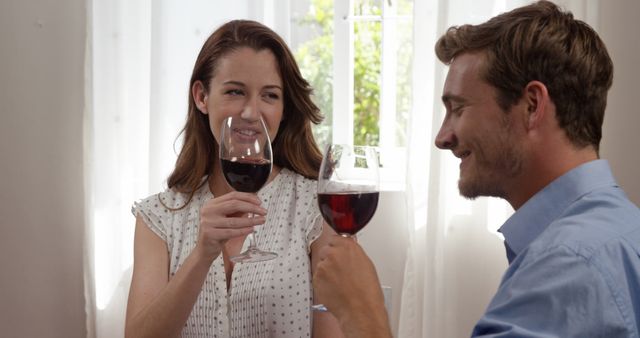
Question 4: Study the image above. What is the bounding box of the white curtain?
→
[84,1,288,337]
[85,1,151,337]
[399,1,600,337]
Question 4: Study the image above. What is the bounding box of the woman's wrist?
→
[191,244,220,266]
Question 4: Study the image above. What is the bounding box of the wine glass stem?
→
[247,213,259,249]
[247,232,257,249]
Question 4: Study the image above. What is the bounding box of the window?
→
[291,0,413,190]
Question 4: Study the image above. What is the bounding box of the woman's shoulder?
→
[272,169,319,211]
[135,188,187,209]
[132,185,207,240]
[133,183,207,216]
[279,168,317,191]
[156,187,195,210]
[276,169,323,251]
[268,168,317,202]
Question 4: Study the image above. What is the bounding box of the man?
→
[313,1,640,337]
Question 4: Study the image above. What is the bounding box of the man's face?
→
[435,52,524,199]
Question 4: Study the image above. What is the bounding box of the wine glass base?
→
[230,248,278,263]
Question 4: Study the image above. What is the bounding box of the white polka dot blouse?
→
[132,168,323,337]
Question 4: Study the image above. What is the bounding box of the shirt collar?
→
[499,159,617,261]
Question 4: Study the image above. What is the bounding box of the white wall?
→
[0,1,638,337]
[0,0,87,337]
[598,0,640,206]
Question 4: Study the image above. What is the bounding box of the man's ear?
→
[192,80,209,114]
[522,80,550,130]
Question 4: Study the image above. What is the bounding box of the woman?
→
[126,20,343,337]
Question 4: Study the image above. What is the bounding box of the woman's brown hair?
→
[435,0,613,152]
[167,20,323,199]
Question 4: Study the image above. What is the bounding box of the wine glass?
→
[312,144,380,311]
[219,115,278,263]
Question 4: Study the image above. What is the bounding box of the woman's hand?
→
[196,191,267,260]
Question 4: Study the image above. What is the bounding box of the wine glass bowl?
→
[219,116,278,263]
[220,158,271,193]
[317,145,380,237]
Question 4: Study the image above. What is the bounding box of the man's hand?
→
[313,235,393,338]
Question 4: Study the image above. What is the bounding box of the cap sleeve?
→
[295,175,323,254]
[131,193,172,242]
[305,211,324,254]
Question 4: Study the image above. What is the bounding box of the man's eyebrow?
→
[441,94,466,104]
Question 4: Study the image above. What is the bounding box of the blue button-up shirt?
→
[473,160,640,337]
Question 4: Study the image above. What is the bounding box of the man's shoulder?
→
[530,187,640,263]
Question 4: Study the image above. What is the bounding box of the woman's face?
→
[194,47,284,145]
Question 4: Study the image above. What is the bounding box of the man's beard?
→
[458,128,523,200]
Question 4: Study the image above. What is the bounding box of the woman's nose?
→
[435,121,457,149]
[240,96,260,120]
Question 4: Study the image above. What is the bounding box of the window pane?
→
[292,0,334,149]
[396,0,413,16]
[354,17,381,146]
[293,0,412,149]
[354,0,382,16]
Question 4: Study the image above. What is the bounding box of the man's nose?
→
[435,121,456,149]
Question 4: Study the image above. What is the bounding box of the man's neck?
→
[506,145,598,210]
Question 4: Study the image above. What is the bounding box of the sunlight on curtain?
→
[400,1,600,337]
[86,1,271,337]
[87,1,151,337]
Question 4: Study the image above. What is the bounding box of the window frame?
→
[331,0,409,191]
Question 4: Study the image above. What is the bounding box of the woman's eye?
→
[225,89,244,96]
[265,92,280,100]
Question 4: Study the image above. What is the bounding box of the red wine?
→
[318,192,379,235]
[221,159,271,193]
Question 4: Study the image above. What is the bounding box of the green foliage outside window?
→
[294,0,334,147]
[295,0,412,148]
[295,0,381,147]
